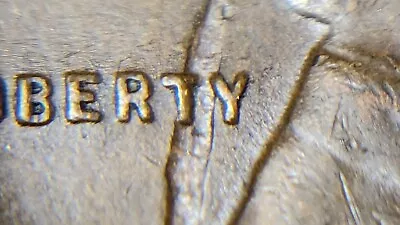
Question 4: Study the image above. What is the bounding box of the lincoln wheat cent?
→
[1,0,400,225]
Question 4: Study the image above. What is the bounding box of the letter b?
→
[15,74,54,126]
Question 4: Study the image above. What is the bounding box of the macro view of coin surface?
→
[1,0,400,224]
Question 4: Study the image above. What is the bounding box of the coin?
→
[0,0,399,224]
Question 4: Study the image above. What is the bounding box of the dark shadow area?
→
[0,76,7,122]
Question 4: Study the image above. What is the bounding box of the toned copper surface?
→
[0,0,399,224]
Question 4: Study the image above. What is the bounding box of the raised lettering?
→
[210,71,248,125]
[161,73,197,125]
[115,71,152,123]
[15,74,54,126]
[64,71,102,123]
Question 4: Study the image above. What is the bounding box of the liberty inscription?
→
[1,70,248,126]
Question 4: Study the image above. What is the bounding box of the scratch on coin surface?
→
[163,0,213,224]
[64,51,81,59]
[116,55,132,72]
[373,211,400,225]
[384,55,400,73]
[199,59,223,218]
[164,121,181,225]
[199,95,216,218]
[144,155,161,167]
[293,9,331,25]
[382,81,399,109]
[126,183,133,195]
[330,97,342,137]
[229,28,332,225]
[183,0,213,73]
[339,171,364,225]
